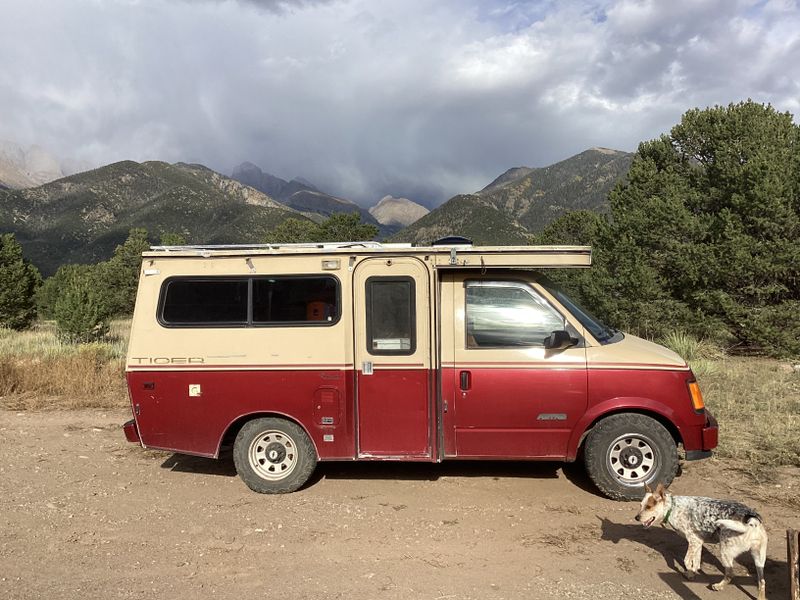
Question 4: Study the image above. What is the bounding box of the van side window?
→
[366,277,416,355]
[465,282,564,348]
[161,279,248,325]
[253,277,338,323]
[159,276,340,327]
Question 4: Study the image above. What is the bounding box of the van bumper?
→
[123,419,141,444]
[685,412,718,461]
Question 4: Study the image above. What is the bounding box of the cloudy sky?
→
[2,0,799,206]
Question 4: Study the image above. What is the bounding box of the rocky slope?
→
[231,161,383,231]
[368,195,429,227]
[393,147,632,245]
[0,140,91,189]
[0,161,302,274]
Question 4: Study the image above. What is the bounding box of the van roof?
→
[142,242,592,268]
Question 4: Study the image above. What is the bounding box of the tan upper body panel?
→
[585,333,688,370]
[441,272,588,368]
[128,244,591,371]
[127,254,355,371]
[352,256,433,369]
[128,243,688,373]
[440,271,688,371]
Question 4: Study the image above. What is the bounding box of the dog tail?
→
[716,518,760,534]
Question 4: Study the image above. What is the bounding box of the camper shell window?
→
[159,275,340,327]
[365,276,416,355]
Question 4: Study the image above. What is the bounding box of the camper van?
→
[123,240,718,500]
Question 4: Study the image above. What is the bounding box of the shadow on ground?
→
[160,450,236,477]
[158,453,605,494]
[600,518,788,599]
[318,459,564,483]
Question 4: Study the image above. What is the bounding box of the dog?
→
[635,483,767,600]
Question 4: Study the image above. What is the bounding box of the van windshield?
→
[538,277,622,345]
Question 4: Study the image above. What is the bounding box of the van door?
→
[442,273,588,458]
[353,257,432,458]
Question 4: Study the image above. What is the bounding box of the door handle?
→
[460,370,471,391]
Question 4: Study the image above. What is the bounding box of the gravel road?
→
[1,408,797,600]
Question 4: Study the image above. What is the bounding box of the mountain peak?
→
[394,147,633,245]
[587,146,624,155]
[368,195,429,227]
[0,140,93,188]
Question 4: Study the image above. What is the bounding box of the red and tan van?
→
[123,240,718,500]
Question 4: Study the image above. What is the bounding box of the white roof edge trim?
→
[149,241,385,252]
[145,243,590,254]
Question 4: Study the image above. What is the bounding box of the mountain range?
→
[392,147,633,245]
[0,161,301,275]
[1,147,633,275]
[231,161,384,227]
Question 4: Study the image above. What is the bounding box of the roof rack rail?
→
[149,241,386,252]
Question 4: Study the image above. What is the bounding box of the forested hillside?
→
[0,161,303,275]
[394,148,632,245]
[537,101,800,356]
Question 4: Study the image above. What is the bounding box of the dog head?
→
[635,482,668,528]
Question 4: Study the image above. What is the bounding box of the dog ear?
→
[655,482,665,498]
[644,483,653,494]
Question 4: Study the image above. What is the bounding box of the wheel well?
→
[578,409,683,454]
[219,413,317,457]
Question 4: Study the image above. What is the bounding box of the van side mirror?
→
[544,330,578,350]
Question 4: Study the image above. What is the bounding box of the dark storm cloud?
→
[1,0,799,206]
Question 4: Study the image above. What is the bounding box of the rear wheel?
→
[233,417,317,494]
[583,413,678,501]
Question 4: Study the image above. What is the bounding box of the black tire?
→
[233,417,317,494]
[583,413,678,501]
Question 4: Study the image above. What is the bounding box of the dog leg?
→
[711,549,734,592]
[711,567,732,591]
[683,539,702,580]
[752,542,766,600]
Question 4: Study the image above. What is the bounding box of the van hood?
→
[590,333,688,369]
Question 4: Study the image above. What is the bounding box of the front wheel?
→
[233,417,317,494]
[583,413,678,501]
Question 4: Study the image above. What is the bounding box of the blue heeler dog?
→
[635,483,767,600]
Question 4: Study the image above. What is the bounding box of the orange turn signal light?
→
[688,381,705,412]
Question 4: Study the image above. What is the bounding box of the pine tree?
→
[0,233,42,330]
[317,213,378,242]
[538,101,800,355]
[93,228,152,316]
[52,268,110,342]
[264,214,379,244]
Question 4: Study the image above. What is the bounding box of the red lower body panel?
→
[127,369,355,459]
[357,369,431,457]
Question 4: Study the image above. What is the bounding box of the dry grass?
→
[656,332,799,473]
[1,325,798,475]
[698,357,800,470]
[0,320,130,410]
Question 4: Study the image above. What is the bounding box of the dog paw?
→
[683,570,696,581]
[710,582,726,591]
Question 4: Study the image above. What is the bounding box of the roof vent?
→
[432,236,473,246]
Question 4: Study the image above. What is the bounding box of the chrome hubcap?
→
[248,430,297,481]
[607,433,657,485]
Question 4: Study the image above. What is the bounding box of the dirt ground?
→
[1,408,798,600]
